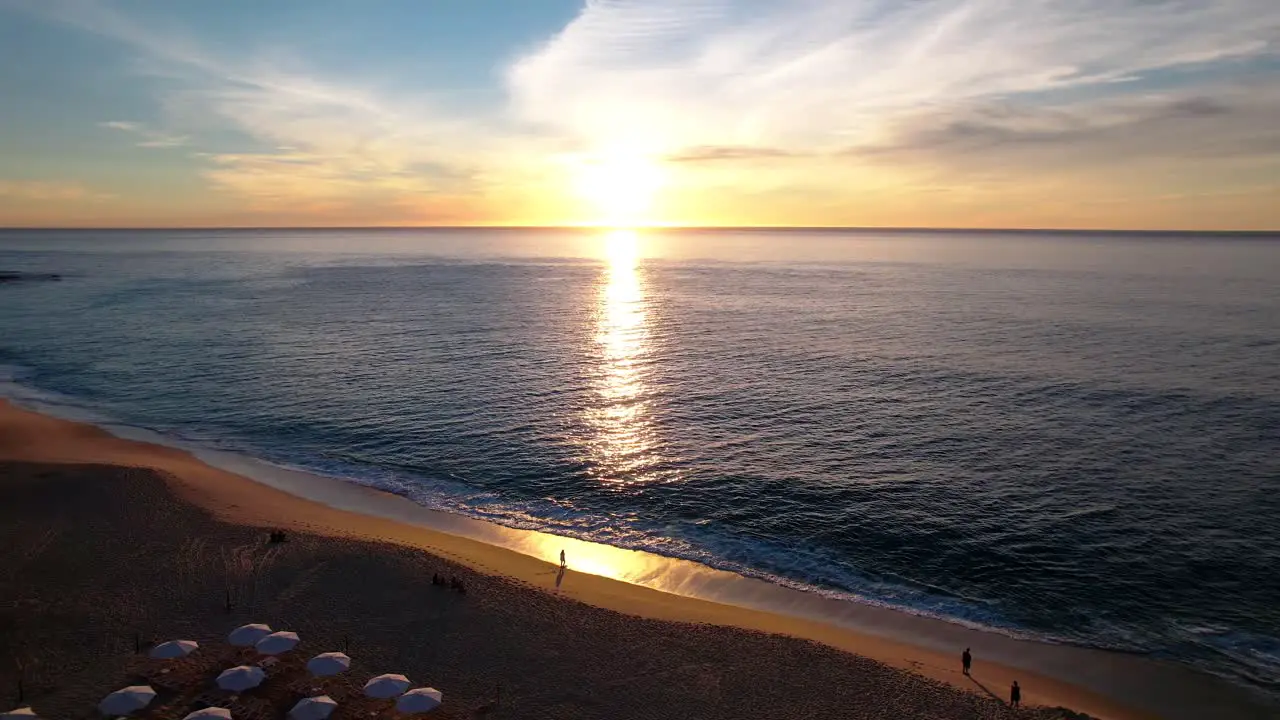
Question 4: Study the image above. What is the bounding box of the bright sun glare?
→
[602,228,639,266]
[573,154,663,228]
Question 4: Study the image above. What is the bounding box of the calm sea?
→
[2,228,1278,696]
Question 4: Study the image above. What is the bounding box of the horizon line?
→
[1,224,1277,235]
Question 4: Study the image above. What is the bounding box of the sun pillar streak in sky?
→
[584,230,662,486]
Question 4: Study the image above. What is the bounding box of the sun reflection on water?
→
[584,230,663,486]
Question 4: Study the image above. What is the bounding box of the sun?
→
[572,153,664,228]
[601,228,639,267]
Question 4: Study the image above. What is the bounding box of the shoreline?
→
[0,398,1268,719]
[0,381,1115,648]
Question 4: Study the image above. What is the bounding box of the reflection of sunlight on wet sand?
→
[522,528,668,585]
[584,230,663,486]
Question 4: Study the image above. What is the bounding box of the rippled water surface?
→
[2,228,1278,695]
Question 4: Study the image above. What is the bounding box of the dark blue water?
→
[2,228,1278,696]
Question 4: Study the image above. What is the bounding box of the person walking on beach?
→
[560,549,566,568]
[962,647,972,676]
[1010,680,1021,708]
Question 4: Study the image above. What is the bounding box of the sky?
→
[0,0,1278,230]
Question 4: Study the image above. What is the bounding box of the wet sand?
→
[0,400,1269,719]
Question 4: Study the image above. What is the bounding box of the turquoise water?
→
[1,228,1278,698]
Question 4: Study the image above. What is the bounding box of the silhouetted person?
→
[962,647,971,676]
[1010,680,1021,708]
[560,549,566,568]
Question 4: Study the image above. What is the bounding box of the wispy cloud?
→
[850,84,1280,172]
[101,120,188,148]
[508,0,1280,154]
[183,73,487,206]
[5,0,1279,227]
[17,0,490,218]
[665,145,801,163]
[501,0,1280,227]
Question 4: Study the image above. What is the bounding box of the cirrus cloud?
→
[3,0,1278,228]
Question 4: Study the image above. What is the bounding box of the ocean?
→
[1,228,1278,698]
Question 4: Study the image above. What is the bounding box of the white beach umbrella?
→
[363,674,410,699]
[98,686,156,716]
[228,624,272,647]
[183,708,232,720]
[394,688,442,714]
[150,639,199,659]
[288,696,336,720]
[216,665,266,692]
[306,652,351,677]
[255,631,299,655]
[1,707,38,719]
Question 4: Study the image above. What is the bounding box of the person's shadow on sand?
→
[962,671,1024,712]
[968,676,1000,701]
[554,565,566,591]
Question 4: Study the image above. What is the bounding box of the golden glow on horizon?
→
[582,229,662,486]
[572,154,664,228]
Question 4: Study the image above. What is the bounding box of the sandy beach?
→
[0,400,1269,719]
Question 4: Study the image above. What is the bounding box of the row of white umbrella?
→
[95,675,440,717]
[213,652,350,693]
[8,701,437,720]
[91,624,441,717]
[284,692,441,720]
[146,624,299,663]
[200,691,440,720]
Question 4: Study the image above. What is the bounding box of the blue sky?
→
[1,0,1277,229]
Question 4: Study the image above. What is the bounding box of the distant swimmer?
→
[962,647,972,676]
[1010,680,1021,708]
[560,549,566,568]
